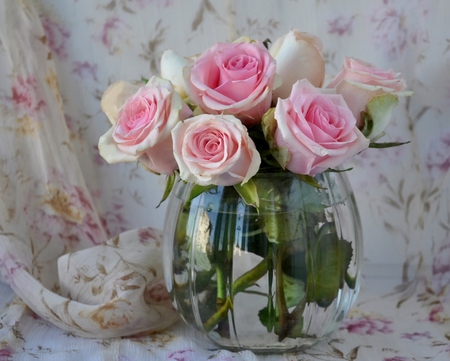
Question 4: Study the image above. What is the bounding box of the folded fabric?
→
[0,228,179,338]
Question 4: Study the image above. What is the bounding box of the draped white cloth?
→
[0,0,449,359]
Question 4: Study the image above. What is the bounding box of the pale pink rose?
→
[270,79,369,176]
[172,114,261,186]
[328,57,406,91]
[327,57,408,139]
[270,29,325,101]
[99,76,191,175]
[183,40,278,127]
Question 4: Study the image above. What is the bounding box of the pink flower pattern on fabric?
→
[93,16,130,55]
[40,16,70,60]
[339,316,394,335]
[370,0,429,60]
[72,61,99,81]
[426,129,450,181]
[11,75,45,115]
[327,15,355,36]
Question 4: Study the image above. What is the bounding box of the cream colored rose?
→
[270,29,325,101]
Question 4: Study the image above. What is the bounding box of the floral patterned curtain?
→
[0,0,449,359]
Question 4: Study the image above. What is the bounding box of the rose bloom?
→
[183,40,278,127]
[171,114,261,186]
[327,57,408,139]
[98,76,191,175]
[270,29,325,101]
[270,79,369,176]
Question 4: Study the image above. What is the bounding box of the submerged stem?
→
[275,245,289,341]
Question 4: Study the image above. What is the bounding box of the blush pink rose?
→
[183,40,278,127]
[269,79,369,176]
[171,114,261,186]
[99,76,191,175]
[327,57,408,138]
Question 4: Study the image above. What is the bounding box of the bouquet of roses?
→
[98,29,411,345]
[98,28,409,193]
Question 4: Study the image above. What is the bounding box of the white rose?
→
[270,29,325,101]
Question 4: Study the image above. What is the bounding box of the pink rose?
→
[98,76,191,175]
[183,40,278,127]
[327,57,409,139]
[265,79,369,176]
[172,114,261,186]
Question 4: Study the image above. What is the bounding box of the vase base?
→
[205,334,322,354]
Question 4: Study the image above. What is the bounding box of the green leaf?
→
[326,167,353,173]
[306,224,353,307]
[234,180,259,210]
[297,174,324,189]
[369,141,411,148]
[141,76,149,83]
[345,272,357,289]
[156,173,176,208]
[262,38,272,49]
[283,274,306,308]
[186,184,217,207]
[258,304,277,332]
[262,208,305,244]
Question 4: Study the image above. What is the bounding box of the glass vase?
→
[163,170,362,353]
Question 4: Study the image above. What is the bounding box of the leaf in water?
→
[297,174,324,189]
[262,208,305,244]
[307,226,353,307]
[234,179,259,210]
[282,274,305,308]
[258,305,277,332]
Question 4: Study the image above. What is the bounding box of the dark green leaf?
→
[262,38,272,49]
[326,167,353,173]
[306,227,353,307]
[258,305,277,332]
[369,141,410,148]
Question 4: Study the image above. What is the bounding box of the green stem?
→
[232,253,271,295]
[204,297,233,332]
[216,266,226,303]
[203,251,272,332]
[275,245,289,341]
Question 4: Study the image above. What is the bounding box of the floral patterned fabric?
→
[0,0,449,359]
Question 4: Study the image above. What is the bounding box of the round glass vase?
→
[163,170,362,353]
